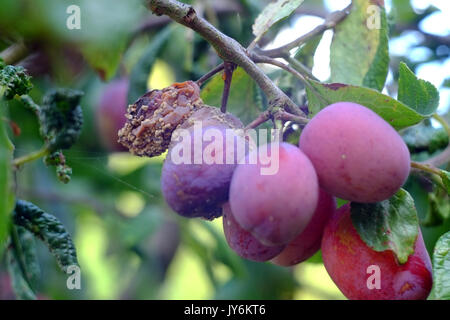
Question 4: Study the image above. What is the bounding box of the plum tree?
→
[222,203,285,262]
[161,121,248,220]
[272,189,336,266]
[229,142,319,246]
[321,204,433,300]
[299,102,410,203]
[96,78,129,152]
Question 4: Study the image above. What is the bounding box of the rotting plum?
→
[321,203,433,300]
[229,142,319,246]
[299,102,410,203]
[223,203,285,261]
[96,78,129,152]
[272,189,336,266]
[161,117,249,220]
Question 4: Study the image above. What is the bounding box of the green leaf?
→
[252,0,304,44]
[350,189,419,264]
[440,170,450,195]
[294,34,323,69]
[402,121,448,154]
[13,200,79,273]
[305,79,425,129]
[201,67,264,125]
[397,62,440,116]
[80,42,126,82]
[128,26,174,104]
[0,102,14,250]
[433,231,450,300]
[330,0,389,91]
[40,88,84,151]
[6,248,36,300]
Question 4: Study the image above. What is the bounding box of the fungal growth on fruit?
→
[118,81,203,157]
[299,102,411,203]
[321,204,433,300]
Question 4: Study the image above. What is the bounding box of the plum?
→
[96,78,129,152]
[161,123,248,219]
[299,102,410,203]
[321,203,433,300]
[223,203,285,261]
[272,189,336,266]
[229,142,319,246]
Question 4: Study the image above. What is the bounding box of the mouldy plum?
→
[321,204,433,300]
[223,203,285,262]
[272,189,336,266]
[118,81,203,157]
[299,102,410,203]
[229,142,319,246]
[96,78,129,152]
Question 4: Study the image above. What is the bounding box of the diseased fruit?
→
[161,119,248,220]
[96,78,129,152]
[223,203,285,261]
[118,81,203,157]
[272,189,336,266]
[321,204,433,300]
[229,142,319,246]
[299,102,410,203]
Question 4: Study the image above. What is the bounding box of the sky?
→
[264,0,450,114]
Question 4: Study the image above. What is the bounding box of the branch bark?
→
[145,0,304,116]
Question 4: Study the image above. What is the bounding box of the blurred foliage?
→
[0,0,449,300]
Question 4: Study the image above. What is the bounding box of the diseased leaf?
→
[16,226,41,288]
[201,67,264,125]
[433,231,450,300]
[128,26,173,104]
[330,0,389,91]
[6,247,36,300]
[252,0,304,43]
[305,79,425,129]
[40,89,84,152]
[398,62,440,116]
[0,62,33,99]
[13,200,79,273]
[350,189,419,264]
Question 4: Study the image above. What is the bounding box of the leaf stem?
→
[13,146,49,168]
[433,113,450,138]
[0,43,29,65]
[411,161,442,176]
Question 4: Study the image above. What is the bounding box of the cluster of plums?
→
[101,80,433,300]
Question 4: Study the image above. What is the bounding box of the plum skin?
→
[161,125,246,220]
[96,78,129,152]
[222,203,285,262]
[272,189,336,266]
[321,203,433,300]
[229,142,319,246]
[299,102,411,203]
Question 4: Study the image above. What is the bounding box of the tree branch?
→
[257,4,352,58]
[145,0,304,116]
